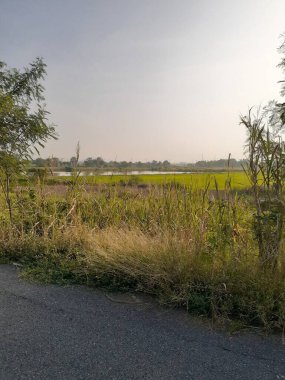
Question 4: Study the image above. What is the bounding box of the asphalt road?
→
[0,265,285,380]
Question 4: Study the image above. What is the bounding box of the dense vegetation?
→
[0,172,284,330]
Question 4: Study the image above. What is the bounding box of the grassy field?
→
[46,171,251,190]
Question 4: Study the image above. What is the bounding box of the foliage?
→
[240,34,285,268]
[0,58,56,160]
[277,34,285,125]
[241,110,285,268]
[0,58,56,221]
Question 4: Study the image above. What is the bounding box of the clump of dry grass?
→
[83,227,194,293]
[1,223,284,330]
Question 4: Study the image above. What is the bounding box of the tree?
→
[241,109,285,268]
[265,34,285,131]
[0,57,57,222]
[240,33,285,269]
[277,34,285,125]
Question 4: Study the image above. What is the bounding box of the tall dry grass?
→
[0,178,284,329]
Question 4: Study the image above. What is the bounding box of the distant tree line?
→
[30,156,245,172]
[194,158,246,168]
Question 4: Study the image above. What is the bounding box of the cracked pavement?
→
[0,265,285,379]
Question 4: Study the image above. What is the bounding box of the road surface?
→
[0,265,284,379]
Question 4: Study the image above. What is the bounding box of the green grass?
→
[46,171,251,190]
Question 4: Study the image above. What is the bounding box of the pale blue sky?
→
[1,0,285,162]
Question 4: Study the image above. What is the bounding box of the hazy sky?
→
[1,0,285,162]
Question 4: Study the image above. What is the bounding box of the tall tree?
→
[277,34,285,124]
[240,33,285,269]
[266,34,285,130]
[0,57,57,221]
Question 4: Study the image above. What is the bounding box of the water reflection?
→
[52,170,192,176]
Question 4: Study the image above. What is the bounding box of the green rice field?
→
[47,171,250,190]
